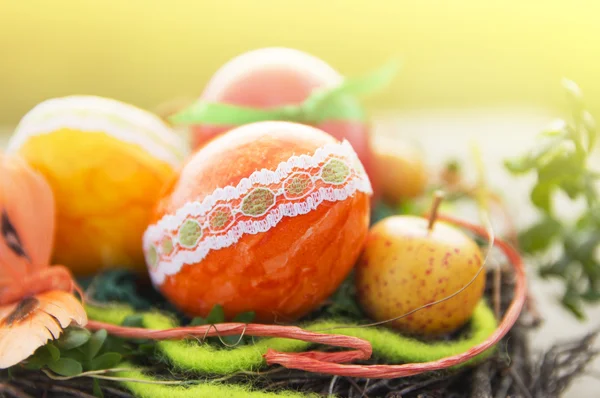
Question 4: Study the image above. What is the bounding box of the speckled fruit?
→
[190,47,377,192]
[149,121,371,322]
[8,96,186,275]
[356,215,485,335]
[372,137,428,204]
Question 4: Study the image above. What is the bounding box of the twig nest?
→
[144,121,372,322]
[356,215,486,335]
[7,96,186,275]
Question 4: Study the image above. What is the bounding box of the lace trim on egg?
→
[143,140,372,286]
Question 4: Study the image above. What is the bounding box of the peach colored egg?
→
[145,121,372,322]
[190,47,378,196]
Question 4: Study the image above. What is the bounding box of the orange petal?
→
[0,291,87,369]
[0,153,55,280]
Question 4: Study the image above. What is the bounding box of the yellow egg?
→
[8,96,187,275]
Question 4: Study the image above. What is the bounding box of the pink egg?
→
[191,47,378,195]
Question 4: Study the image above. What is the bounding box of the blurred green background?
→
[1,0,599,124]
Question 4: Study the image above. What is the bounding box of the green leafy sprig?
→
[22,326,137,397]
[505,79,599,319]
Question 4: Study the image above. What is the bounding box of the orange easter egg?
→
[144,121,372,322]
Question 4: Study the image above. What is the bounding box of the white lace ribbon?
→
[144,140,372,286]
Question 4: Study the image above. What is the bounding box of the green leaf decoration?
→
[92,379,104,398]
[562,282,585,320]
[170,102,300,126]
[90,352,122,371]
[170,59,400,126]
[56,327,91,350]
[46,343,61,362]
[504,156,535,174]
[303,94,366,124]
[302,59,400,116]
[121,314,145,328]
[47,358,83,377]
[518,217,562,254]
[189,316,207,326]
[205,304,226,324]
[530,181,554,213]
[85,329,108,360]
[24,350,50,370]
[232,311,255,324]
[63,348,86,363]
[581,288,600,302]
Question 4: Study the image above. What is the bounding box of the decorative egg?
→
[8,96,186,275]
[189,47,376,191]
[144,121,372,322]
[372,137,428,204]
[356,213,485,335]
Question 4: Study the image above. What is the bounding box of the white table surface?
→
[2,107,599,397]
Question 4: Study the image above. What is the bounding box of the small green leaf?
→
[540,256,571,278]
[518,217,562,254]
[56,327,91,350]
[85,330,107,360]
[121,314,144,328]
[102,335,134,355]
[581,287,600,303]
[539,127,567,138]
[504,156,535,174]
[62,348,85,363]
[46,344,60,362]
[26,346,53,368]
[138,343,156,354]
[531,181,555,213]
[90,352,122,371]
[189,317,207,326]
[24,356,47,370]
[561,286,586,320]
[232,311,255,324]
[537,145,584,182]
[47,358,83,377]
[304,94,366,123]
[559,177,585,199]
[205,305,225,324]
[93,379,104,398]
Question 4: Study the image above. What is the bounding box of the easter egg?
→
[355,215,485,335]
[372,137,428,204]
[7,96,187,275]
[144,121,372,322]
[189,47,376,190]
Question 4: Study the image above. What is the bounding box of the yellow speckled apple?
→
[356,197,485,335]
